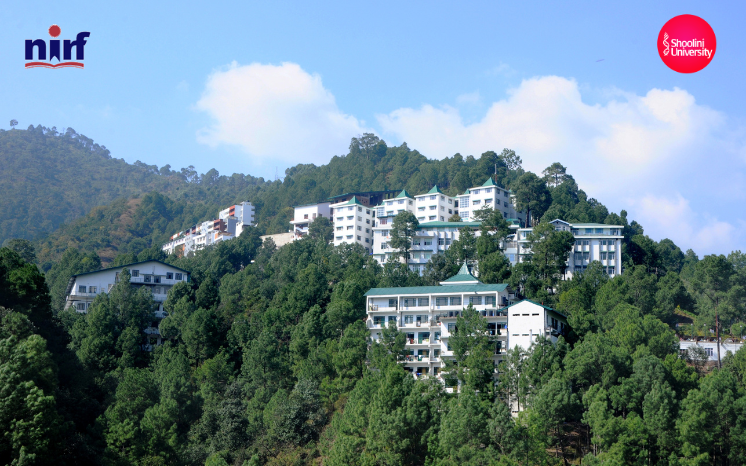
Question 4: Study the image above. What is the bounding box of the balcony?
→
[144,327,160,335]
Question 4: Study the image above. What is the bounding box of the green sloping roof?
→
[442,263,481,283]
[461,189,471,195]
[427,185,444,195]
[396,190,413,199]
[364,283,509,296]
[336,196,364,206]
[416,221,481,229]
[570,223,620,228]
[482,177,497,187]
[502,299,567,318]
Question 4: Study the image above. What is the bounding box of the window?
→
[448,209,452,214]
[429,216,436,220]
[154,287,161,294]
[304,214,309,219]
[347,216,353,220]
[705,348,714,357]
[404,315,414,324]
[469,296,483,305]
[450,297,461,306]
[358,216,362,221]
[429,205,436,210]
[447,323,456,332]
[388,316,398,324]
[365,228,370,233]
[366,219,370,224]
[346,235,353,239]
[595,228,603,234]
[435,297,448,306]
[336,236,343,240]
[445,238,451,245]
[132,270,139,277]
[154,276,161,284]
[600,252,607,260]
[388,298,398,308]
[336,226,343,231]
[485,296,496,306]
[413,239,421,245]
[418,298,429,306]
[357,235,361,240]
[366,209,370,215]
[448,199,453,204]
[434,332,441,342]
[473,189,480,194]
[386,201,393,206]
[365,238,369,243]
[357,207,362,212]
[462,211,469,219]
[387,211,394,216]
[373,316,385,326]
[473,200,481,205]
[438,238,445,245]
[337,217,343,222]
[485,188,492,193]
[144,275,152,283]
[418,206,425,211]
[485,198,492,204]
[89,286,97,293]
[424,239,432,245]
[357,226,361,231]
[430,195,436,200]
[417,217,425,221]
[78,285,86,293]
[175,273,182,280]
[380,218,387,225]
[76,302,86,311]
[167,272,173,279]
[403,298,416,307]
[585,228,593,234]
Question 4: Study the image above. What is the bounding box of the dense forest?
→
[1,127,746,465]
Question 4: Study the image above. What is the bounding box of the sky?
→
[2,1,745,256]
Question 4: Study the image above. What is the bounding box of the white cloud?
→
[630,194,739,254]
[456,91,482,106]
[376,76,746,254]
[196,62,369,165]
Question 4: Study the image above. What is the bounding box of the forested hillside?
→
[0,125,267,244]
[3,128,746,465]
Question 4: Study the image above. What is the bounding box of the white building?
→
[331,196,376,253]
[64,260,191,349]
[514,219,624,277]
[365,264,512,384]
[162,201,255,256]
[375,190,416,220]
[290,202,332,239]
[502,300,568,351]
[679,340,744,362]
[365,265,569,387]
[414,186,457,223]
[458,178,520,222]
[373,220,481,272]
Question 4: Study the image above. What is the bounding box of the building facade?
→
[414,186,457,223]
[364,265,568,388]
[290,202,332,239]
[162,201,255,256]
[514,219,624,277]
[458,178,520,222]
[331,196,376,253]
[64,260,191,349]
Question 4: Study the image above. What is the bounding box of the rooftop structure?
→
[162,201,255,256]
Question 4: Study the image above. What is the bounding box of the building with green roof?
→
[458,177,521,223]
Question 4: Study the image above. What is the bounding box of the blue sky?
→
[2,1,745,255]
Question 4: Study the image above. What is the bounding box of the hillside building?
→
[331,196,376,253]
[364,264,568,389]
[414,186,457,223]
[290,202,332,239]
[162,201,255,256]
[458,178,521,222]
[64,260,191,349]
[513,219,623,277]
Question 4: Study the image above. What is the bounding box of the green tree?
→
[525,222,575,289]
[541,162,570,188]
[513,172,551,227]
[1,239,36,263]
[308,216,334,242]
[443,304,496,395]
[390,211,419,261]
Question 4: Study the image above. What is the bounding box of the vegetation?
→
[1,130,746,464]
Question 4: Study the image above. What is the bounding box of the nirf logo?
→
[25,25,90,69]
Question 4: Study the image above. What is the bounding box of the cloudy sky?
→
[2,1,745,255]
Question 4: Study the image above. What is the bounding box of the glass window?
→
[78,285,86,293]
[435,297,448,306]
[469,296,483,305]
[144,275,152,283]
[167,272,173,279]
[89,286,97,293]
[373,316,385,325]
[404,315,414,324]
[76,302,86,311]
[418,297,429,306]
[485,296,496,306]
[132,270,139,277]
[154,276,161,284]
[450,297,461,306]
[389,298,398,308]
[447,323,456,332]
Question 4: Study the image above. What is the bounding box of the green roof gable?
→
[335,196,364,206]
[427,185,444,195]
[395,190,413,199]
[441,263,481,284]
[481,177,497,187]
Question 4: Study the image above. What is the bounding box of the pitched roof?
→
[396,190,413,199]
[427,185,444,195]
[333,196,364,207]
[482,177,497,187]
[441,263,481,284]
[364,283,509,296]
[461,189,471,195]
[71,260,191,278]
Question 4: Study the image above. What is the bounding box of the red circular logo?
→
[657,15,716,73]
[48,24,61,38]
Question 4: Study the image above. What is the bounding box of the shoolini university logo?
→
[657,15,716,73]
[25,25,90,69]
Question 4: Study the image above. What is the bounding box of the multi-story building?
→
[290,202,332,239]
[331,196,376,253]
[372,220,481,273]
[64,260,191,349]
[162,201,255,256]
[514,219,623,277]
[458,178,520,221]
[327,190,401,208]
[414,186,457,223]
[375,190,416,220]
[364,265,568,389]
